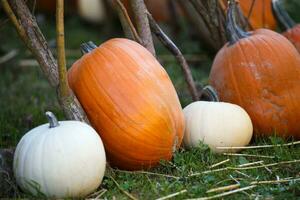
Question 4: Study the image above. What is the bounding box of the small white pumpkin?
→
[78,0,106,23]
[13,112,106,198]
[183,101,253,153]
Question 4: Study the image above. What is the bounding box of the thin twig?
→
[259,162,272,174]
[129,0,155,56]
[87,189,105,198]
[1,0,29,48]
[111,0,142,43]
[56,0,71,98]
[155,189,187,200]
[7,0,88,122]
[55,0,89,121]
[223,153,275,159]
[206,184,240,193]
[209,159,230,169]
[205,177,300,196]
[114,169,179,179]
[8,0,58,86]
[234,170,251,178]
[250,177,300,185]
[95,189,107,199]
[147,12,200,101]
[187,185,256,200]
[188,167,229,177]
[229,159,300,171]
[0,49,18,64]
[217,141,300,150]
[110,176,138,200]
[238,161,264,167]
[188,159,300,177]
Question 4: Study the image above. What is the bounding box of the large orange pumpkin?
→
[272,0,300,53]
[209,1,300,138]
[68,39,185,170]
[220,0,277,30]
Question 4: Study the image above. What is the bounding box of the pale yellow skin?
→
[78,0,105,23]
[183,101,253,153]
[13,121,106,198]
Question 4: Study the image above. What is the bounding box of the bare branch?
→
[1,0,30,49]
[5,0,88,122]
[9,0,58,87]
[109,0,142,43]
[147,12,200,101]
[56,0,69,98]
[55,0,89,122]
[129,0,155,56]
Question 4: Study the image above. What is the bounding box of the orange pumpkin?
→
[68,39,185,170]
[220,0,277,30]
[272,0,300,53]
[209,1,300,138]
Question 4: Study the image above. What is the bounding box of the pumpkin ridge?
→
[103,41,181,137]
[105,39,184,145]
[78,48,175,155]
[254,35,288,133]
[100,43,178,138]
[235,37,266,132]
[119,43,184,146]
[92,46,175,141]
[255,34,300,135]
[18,130,42,190]
[39,131,51,195]
[225,46,243,106]
[80,68,172,153]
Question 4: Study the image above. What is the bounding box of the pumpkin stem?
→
[45,111,60,128]
[80,41,98,54]
[226,0,250,45]
[272,0,295,30]
[200,86,219,102]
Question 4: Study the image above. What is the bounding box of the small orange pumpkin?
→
[272,0,300,53]
[220,0,277,30]
[210,0,300,138]
[68,39,185,170]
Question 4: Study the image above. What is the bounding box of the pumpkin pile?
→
[13,0,300,198]
[210,0,300,138]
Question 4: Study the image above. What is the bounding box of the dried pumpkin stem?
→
[129,0,156,56]
[45,111,60,128]
[147,12,200,101]
[226,0,250,44]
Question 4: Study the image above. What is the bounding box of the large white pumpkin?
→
[13,112,106,198]
[183,101,253,153]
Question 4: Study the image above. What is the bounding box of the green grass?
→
[1,8,300,199]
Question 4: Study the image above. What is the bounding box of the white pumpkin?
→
[183,101,253,153]
[13,112,106,198]
[78,0,106,23]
